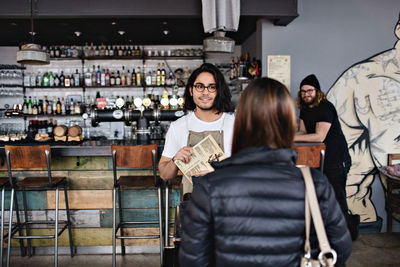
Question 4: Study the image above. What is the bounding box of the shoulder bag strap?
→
[299,165,337,266]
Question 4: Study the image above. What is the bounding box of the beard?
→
[196,105,214,111]
[302,95,318,107]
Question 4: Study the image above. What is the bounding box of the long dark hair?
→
[183,63,233,113]
[232,78,296,154]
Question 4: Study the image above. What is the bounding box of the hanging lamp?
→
[16,0,49,65]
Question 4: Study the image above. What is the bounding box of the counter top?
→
[0,140,323,157]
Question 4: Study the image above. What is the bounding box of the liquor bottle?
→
[94,45,99,56]
[23,96,28,114]
[43,96,48,114]
[56,98,62,115]
[65,98,70,115]
[42,72,50,87]
[126,69,132,86]
[75,101,81,115]
[74,69,80,86]
[156,63,161,86]
[24,72,31,87]
[99,43,106,57]
[47,119,54,137]
[52,96,57,115]
[55,46,61,57]
[109,45,114,57]
[65,74,71,87]
[160,90,169,110]
[28,96,33,114]
[161,63,166,86]
[85,68,92,86]
[38,99,43,114]
[59,71,65,87]
[83,42,90,58]
[105,45,109,57]
[151,70,156,86]
[118,45,123,57]
[70,74,75,87]
[49,46,55,58]
[49,72,55,87]
[131,68,136,86]
[47,97,53,115]
[91,65,96,86]
[61,97,66,115]
[32,97,38,115]
[96,65,101,86]
[30,72,36,86]
[121,66,126,86]
[113,45,118,57]
[54,73,60,87]
[89,42,95,57]
[70,98,75,115]
[101,69,106,86]
[105,69,111,86]
[116,71,121,86]
[136,67,141,86]
[145,71,152,86]
[110,71,116,86]
[36,71,42,86]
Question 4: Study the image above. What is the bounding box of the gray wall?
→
[259,0,399,231]
[261,0,399,95]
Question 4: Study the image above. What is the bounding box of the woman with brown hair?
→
[179,78,352,267]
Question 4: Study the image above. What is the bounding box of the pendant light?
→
[16,0,50,65]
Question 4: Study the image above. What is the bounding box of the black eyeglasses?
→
[193,83,217,93]
[300,89,315,95]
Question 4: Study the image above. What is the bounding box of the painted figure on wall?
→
[327,14,400,223]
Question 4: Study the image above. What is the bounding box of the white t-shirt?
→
[162,111,235,158]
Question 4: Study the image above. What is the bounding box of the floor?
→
[6,233,400,267]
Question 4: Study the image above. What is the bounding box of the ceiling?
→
[0,17,259,46]
[0,0,298,47]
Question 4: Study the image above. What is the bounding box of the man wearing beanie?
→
[294,74,359,240]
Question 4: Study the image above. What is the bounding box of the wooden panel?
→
[100,208,160,228]
[5,145,50,169]
[9,228,160,247]
[1,191,47,210]
[47,190,112,209]
[51,156,110,170]
[293,144,325,168]
[112,144,157,168]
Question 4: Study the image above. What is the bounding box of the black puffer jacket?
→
[179,146,352,267]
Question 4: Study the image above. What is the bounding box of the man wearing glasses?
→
[294,74,358,240]
[159,63,235,195]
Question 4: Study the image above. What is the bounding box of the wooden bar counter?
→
[0,141,324,252]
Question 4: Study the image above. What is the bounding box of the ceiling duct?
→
[16,0,49,65]
[202,0,239,53]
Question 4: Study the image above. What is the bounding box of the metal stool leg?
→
[158,186,163,265]
[112,186,117,267]
[13,191,25,257]
[117,186,125,256]
[54,186,59,267]
[22,189,32,257]
[165,182,169,247]
[6,188,14,267]
[63,185,74,257]
[1,187,5,266]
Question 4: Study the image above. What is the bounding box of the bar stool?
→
[111,144,163,267]
[5,145,74,267]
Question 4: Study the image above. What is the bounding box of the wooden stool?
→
[5,145,74,267]
[111,144,163,267]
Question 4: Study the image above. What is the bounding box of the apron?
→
[182,114,225,196]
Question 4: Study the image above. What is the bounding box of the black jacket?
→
[179,146,352,267]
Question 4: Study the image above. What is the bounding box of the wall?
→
[260,0,400,231]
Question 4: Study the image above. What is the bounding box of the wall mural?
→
[327,14,400,224]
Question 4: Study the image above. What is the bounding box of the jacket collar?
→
[213,146,298,169]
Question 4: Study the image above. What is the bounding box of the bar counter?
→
[0,140,324,252]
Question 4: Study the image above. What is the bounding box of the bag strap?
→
[303,191,312,258]
[299,165,337,266]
